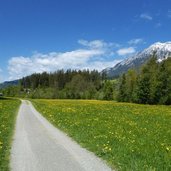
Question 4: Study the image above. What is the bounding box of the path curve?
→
[10,100,112,171]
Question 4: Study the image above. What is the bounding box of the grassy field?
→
[0,98,20,171]
[32,99,171,171]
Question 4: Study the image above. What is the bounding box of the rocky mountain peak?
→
[103,42,171,77]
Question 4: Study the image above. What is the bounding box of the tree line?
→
[2,69,118,100]
[3,55,171,104]
[118,55,171,105]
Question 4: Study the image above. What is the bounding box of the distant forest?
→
[2,55,171,105]
[2,70,118,100]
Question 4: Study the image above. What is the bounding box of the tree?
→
[103,81,114,100]
[117,74,127,102]
[125,69,137,102]
[135,56,158,104]
[156,58,171,104]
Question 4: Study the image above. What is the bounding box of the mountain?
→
[103,42,171,77]
[0,80,19,89]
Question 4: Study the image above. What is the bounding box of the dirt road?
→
[10,100,112,171]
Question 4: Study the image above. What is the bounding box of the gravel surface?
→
[10,100,112,171]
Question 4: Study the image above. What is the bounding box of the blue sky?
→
[0,0,171,82]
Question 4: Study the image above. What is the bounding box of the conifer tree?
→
[117,74,127,102]
[156,58,171,104]
[125,69,137,102]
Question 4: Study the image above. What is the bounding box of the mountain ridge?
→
[103,41,171,77]
[0,80,19,89]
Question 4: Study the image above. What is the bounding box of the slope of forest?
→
[0,80,19,89]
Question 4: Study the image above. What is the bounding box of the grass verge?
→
[32,99,171,171]
[0,98,20,171]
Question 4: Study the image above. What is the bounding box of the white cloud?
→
[76,60,121,71]
[8,40,121,80]
[128,38,144,45]
[78,39,120,49]
[117,47,136,56]
[78,39,106,49]
[140,13,153,20]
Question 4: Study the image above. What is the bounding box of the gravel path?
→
[10,100,112,171]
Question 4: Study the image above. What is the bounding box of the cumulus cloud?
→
[75,59,121,71]
[78,39,120,49]
[78,39,106,49]
[128,38,144,45]
[117,47,136,56]
[140,13,153,20]
[8,40,121,80]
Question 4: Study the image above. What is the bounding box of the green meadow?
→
[32,99,171,171]
[0,98,20,171]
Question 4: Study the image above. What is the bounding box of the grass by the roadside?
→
[0,98,20,171]
[32,99,171,171]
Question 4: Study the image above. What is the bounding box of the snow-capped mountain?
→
[103,42,171,77]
